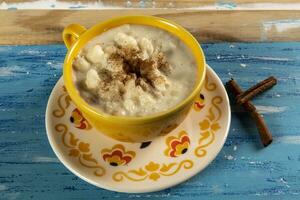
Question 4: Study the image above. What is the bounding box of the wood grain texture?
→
[0,42,300,199]
[3,0,300,8]
[1,10,300,45]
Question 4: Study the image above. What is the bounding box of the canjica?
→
[72,24,197,116]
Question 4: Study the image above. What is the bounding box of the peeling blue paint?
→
[215,0,237,9]
[0,43,300,199]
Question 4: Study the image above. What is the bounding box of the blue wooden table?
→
[0,42,299,199]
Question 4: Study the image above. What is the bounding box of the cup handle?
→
[63,24,87,49]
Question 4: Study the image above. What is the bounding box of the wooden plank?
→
[1,10,300,44]
[0,42,300,199]
[3,0,300,8]
[99,0,300,8]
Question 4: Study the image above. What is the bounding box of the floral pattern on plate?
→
[46,65,230,193]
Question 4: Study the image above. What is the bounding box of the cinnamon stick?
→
[236,76,277,104]
[226,79,273,147]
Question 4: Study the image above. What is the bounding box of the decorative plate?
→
[45,65,230,193]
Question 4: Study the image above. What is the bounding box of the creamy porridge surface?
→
[72,24,197,116]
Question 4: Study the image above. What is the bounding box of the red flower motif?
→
[194,93,205,111]
[70,108,91,130]
[164,131,190,157]
[101,144,135,166]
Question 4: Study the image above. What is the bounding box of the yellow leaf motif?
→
[199,119,210,130]
[201,131,210,138]
[78,142,90,153]
[113,160,193,182]
[69,132,78,146]
[160,163,177,172]
[211,123,220,132]
[145,162,160,172]
[149,173,160,181]
[194,89,223,158]
[69,149,79,157]
[54,88,105,177]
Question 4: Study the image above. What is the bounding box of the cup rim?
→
[63,15,206,124]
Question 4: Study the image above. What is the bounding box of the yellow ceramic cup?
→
[62,16,206,142]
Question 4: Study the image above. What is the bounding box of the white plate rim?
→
[45,65,231,193]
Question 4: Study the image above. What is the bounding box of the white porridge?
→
[72,24,197,116]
